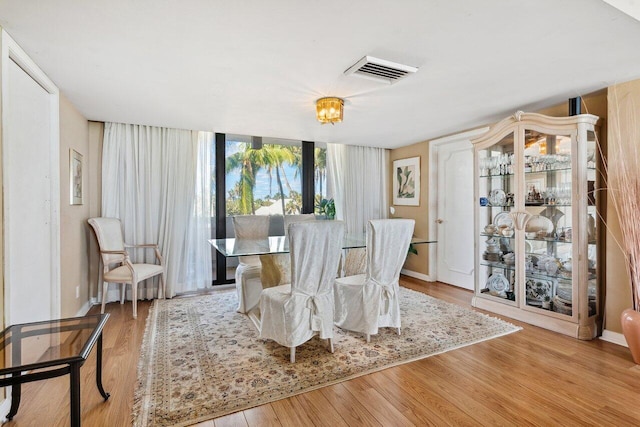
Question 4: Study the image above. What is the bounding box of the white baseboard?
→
[401,269,434,282]
[601,329,628,347]
[74,300,92,317]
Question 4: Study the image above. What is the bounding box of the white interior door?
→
[429,128,487,290]
[3,33,60,325]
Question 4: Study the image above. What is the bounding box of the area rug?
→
[132,287,520,426]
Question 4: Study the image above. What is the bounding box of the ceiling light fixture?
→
[316,97,344,125]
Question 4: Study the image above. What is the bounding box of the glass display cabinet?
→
[472,111,600,339]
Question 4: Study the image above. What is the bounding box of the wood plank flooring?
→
[4,277,640,426]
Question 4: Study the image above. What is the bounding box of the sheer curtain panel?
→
[101,123,212,299]
[327,144,389,234]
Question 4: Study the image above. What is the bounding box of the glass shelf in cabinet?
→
[524,166,572,175]
[524,203,571,208]
[524,236,572,244]
[479,173,514,178]
[479,260,516,271]
[525,269,573,282]
[481,204,515,209]
[481,232,515,239]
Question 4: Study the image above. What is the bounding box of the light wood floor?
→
[5,277,640,426]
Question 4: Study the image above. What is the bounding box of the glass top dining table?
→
[209,234,436,257]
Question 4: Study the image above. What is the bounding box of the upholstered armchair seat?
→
[104,263,164,283]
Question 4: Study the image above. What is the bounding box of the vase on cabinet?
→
[621,308,640,364]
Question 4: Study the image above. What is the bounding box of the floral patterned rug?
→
[133,287,520,426]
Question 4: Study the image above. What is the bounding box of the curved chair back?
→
[289,220,344,297]
[232,215,270,239]
[284,213,315,237]
[88,217,126,266]
[366,219,415,286]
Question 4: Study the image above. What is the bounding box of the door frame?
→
[1,30,61,325]
[428,127,488,283]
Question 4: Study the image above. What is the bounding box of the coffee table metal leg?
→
[96,333,110,400]
[6,381,20,420]
[70,363,81,427]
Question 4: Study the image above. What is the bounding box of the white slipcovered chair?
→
[232,215,271,313]
[259,220,344,363]
[88,217,165,319]
[334,219,415,342]
[259,214,316,288]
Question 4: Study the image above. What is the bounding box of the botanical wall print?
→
[393,156,420,206]
[70,149,83,205]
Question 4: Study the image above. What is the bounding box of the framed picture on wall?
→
[70,149,83,205]
[393,156,420,206]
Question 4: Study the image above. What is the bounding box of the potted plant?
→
[316,198,335,220]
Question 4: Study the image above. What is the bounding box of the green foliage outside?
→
[224,143,327,216]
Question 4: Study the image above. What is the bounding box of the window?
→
[225,135,303,216]
[314,144,328,211]
[213,134,311,284]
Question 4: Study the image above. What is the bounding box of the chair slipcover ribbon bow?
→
[297,289,331,334]
[371,278,397,315]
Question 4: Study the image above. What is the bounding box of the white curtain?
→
[102,123,212,299]
[327,143,389,234]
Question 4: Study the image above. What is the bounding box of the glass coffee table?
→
[0,314,110,427]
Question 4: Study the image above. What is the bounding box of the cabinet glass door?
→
[522,130,574,315]
[586,129,598,318]
[477,132,516,303]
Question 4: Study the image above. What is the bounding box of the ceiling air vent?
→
[344,55,418,84]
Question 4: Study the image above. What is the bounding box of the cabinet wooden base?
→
[472,296,597,340]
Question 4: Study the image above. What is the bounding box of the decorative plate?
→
[487,273,509,297]
[525,278,556,302]
[489,189,506,206]
[493,211,513,228]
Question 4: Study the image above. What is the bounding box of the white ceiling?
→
[0,0,639,149]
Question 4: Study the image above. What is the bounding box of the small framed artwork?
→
[70,149,83,205]
[393,156,420,206]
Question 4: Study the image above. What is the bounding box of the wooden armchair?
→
[88,217,165,319]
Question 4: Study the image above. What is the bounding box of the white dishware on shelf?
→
[494,211,513,228]
[484,224,497,234]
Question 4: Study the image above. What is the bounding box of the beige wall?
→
[58,102,104,316]
[59,95,91,317]
[603,80,640,333]
[390,141,430,276]
[88,121,103,301]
